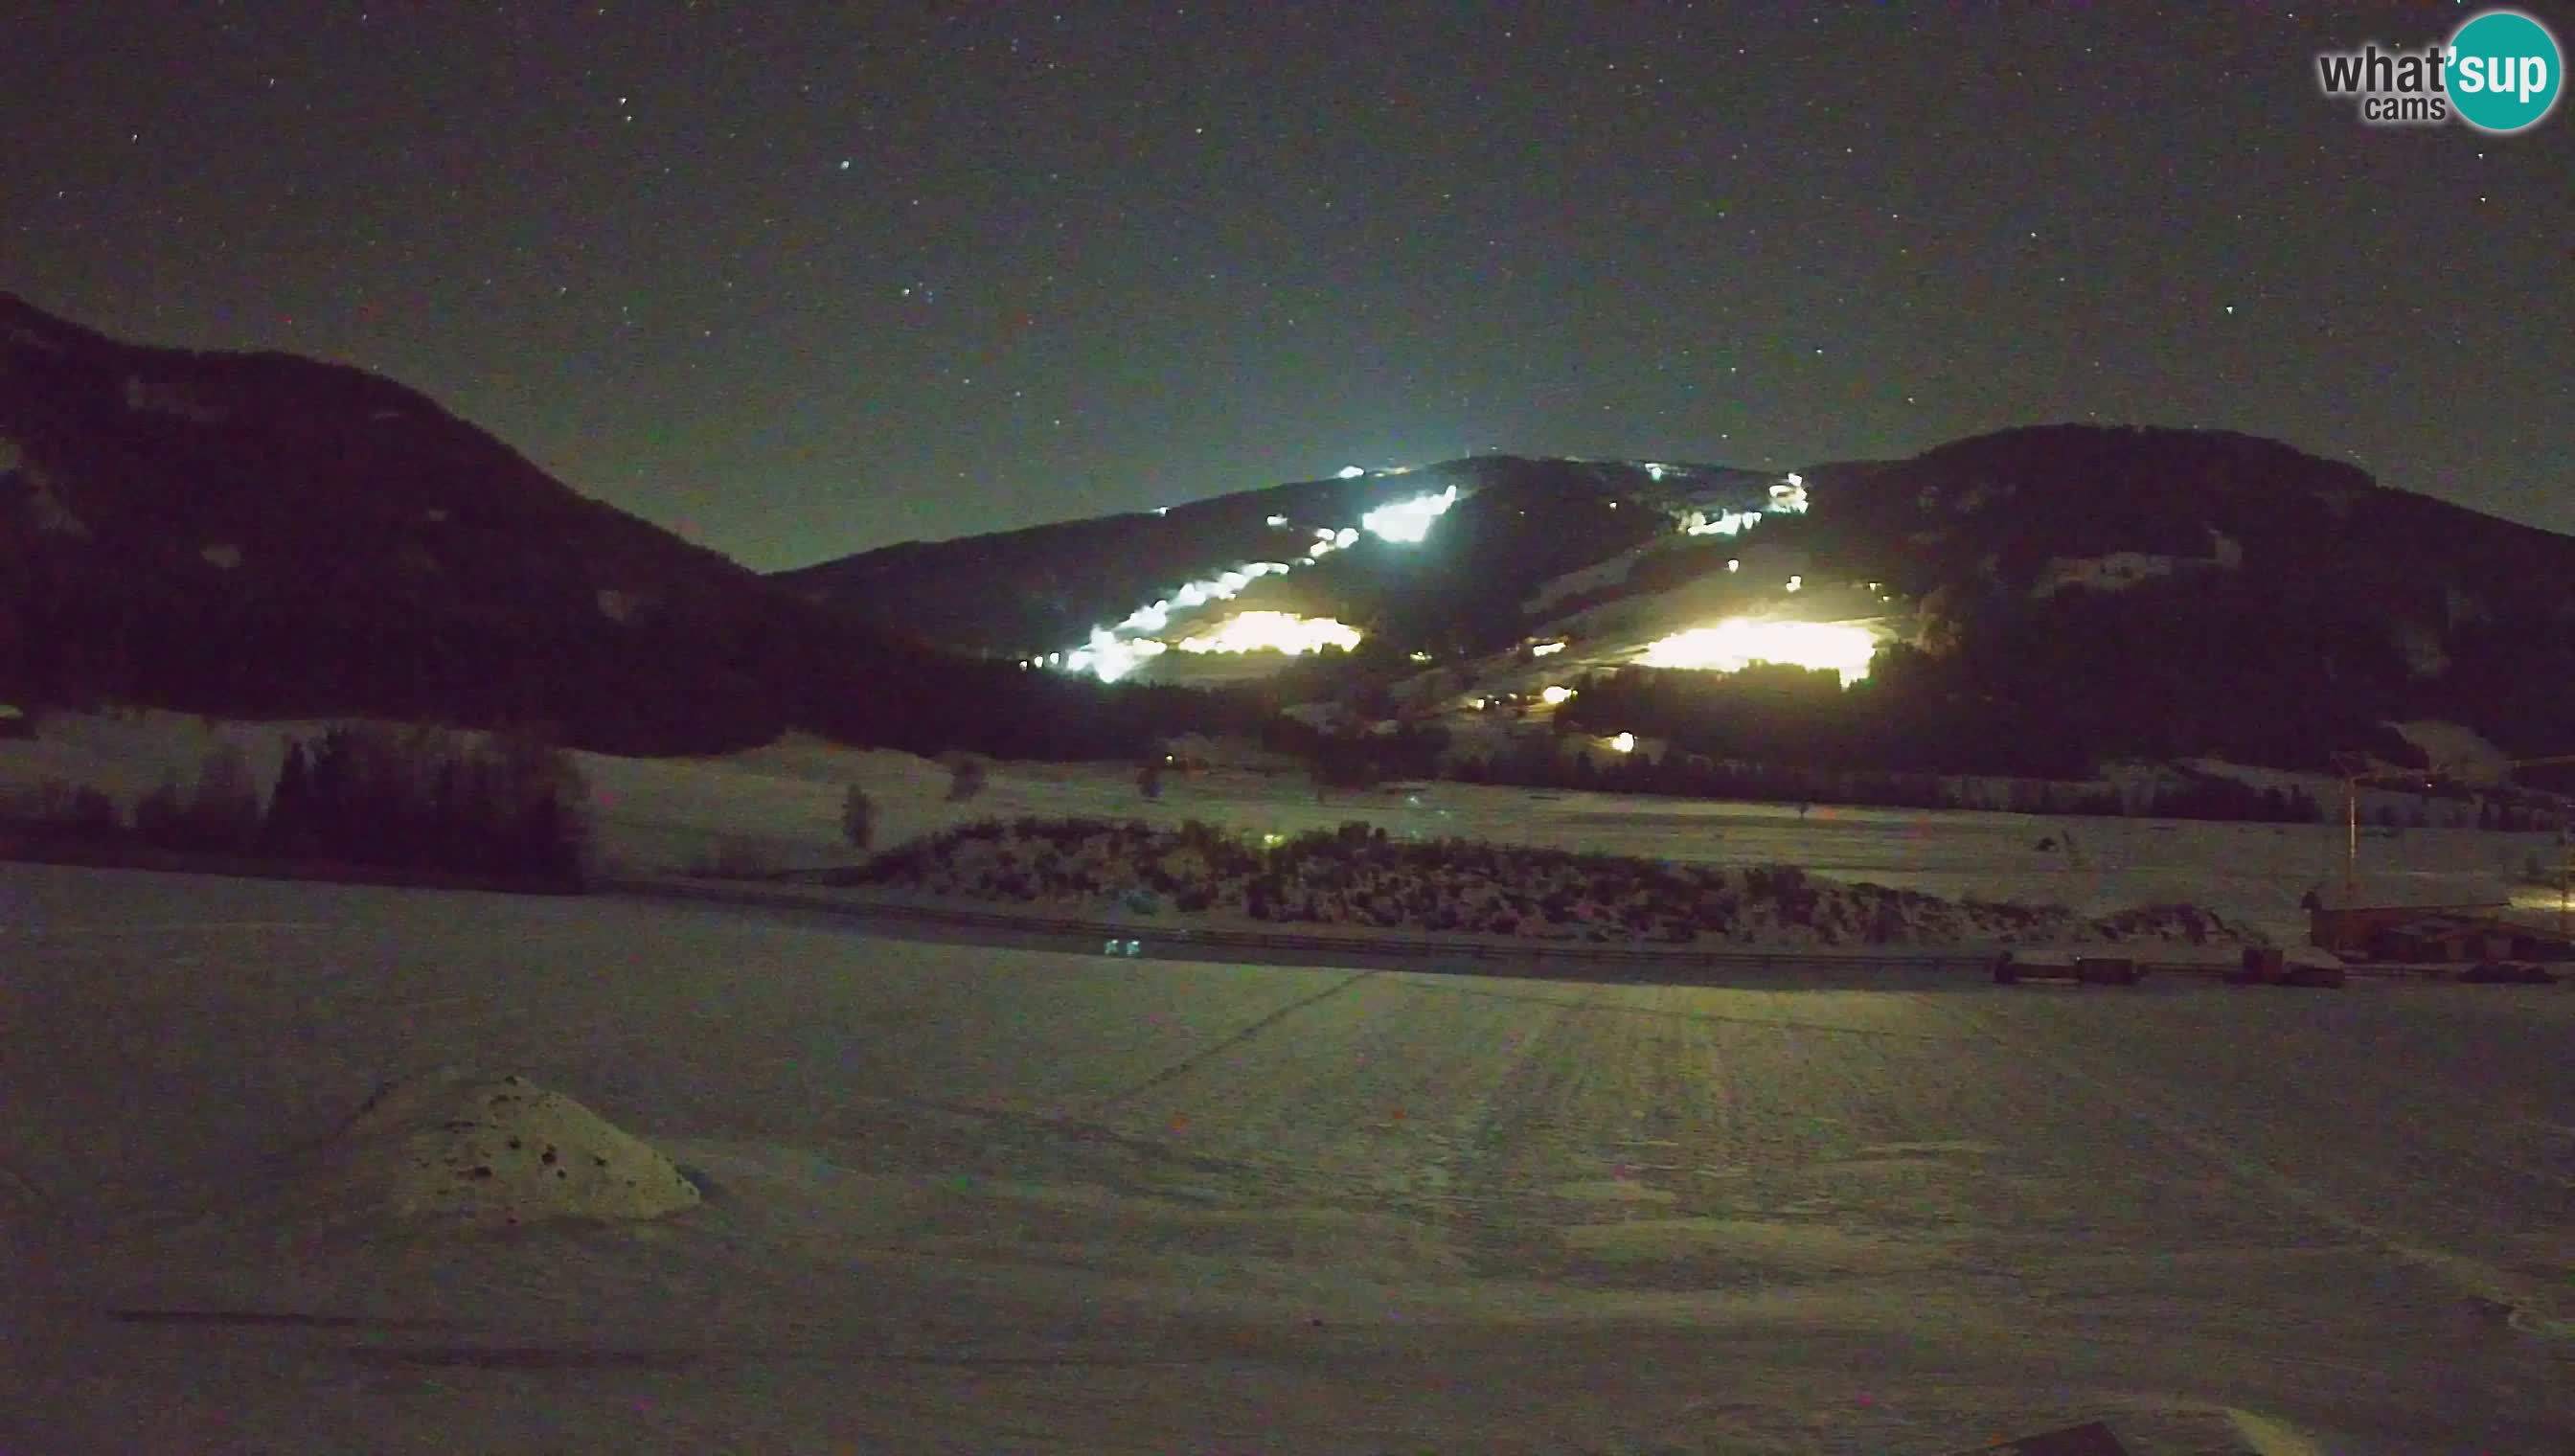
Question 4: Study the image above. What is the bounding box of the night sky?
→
[8,3,2568,573]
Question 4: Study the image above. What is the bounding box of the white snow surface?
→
[2030,551,2177,598]
[4,437,93,540]
[2389,719,2514,783]
[2029,533,2245,601]
[121,375,228,424]
[1,861,2567,1453]
[1522,545,1647,616]
[2388,620,2450,678]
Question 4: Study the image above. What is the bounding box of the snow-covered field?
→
[2,864,2568,1453]
[6,711,2566,951]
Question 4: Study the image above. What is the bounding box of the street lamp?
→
[2330,752,2436,892]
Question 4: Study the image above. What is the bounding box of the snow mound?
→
[286,1069,699,1231]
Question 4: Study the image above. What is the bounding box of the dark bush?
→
[132,778,185,845]
[0,779,122,837]
[841,785,876,851]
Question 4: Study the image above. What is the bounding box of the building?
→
[2360,916,2560,964]
[2300,874,2513,959]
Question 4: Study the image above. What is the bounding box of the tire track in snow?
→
[0,921,330,937]
[1430,980,1621,1267]
[1920,993,2575,1345]
[1093,969,1379,1108]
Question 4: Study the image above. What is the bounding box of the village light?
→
[1539,685,1575,705]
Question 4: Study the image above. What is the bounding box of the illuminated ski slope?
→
[1057,479,1457,681]
[1635,617,1882,686]
[1058,467,1811,683]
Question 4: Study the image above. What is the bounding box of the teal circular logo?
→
[2448,10,2563,133]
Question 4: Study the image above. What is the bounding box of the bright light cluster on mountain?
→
[1359,485,1459,544]
[1681,508,1765,537]
[1172,611,1362,656]
[1062,628,1169,682]
[1634,618,1879,686]
[1305,526,1361,560]
[1064,610,1363,681]
[1060,483,1468,680]
[1060,469,1801,682]
[1109,561,1294,635]
[1679,471,1807,538]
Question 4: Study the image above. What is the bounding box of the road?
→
[2,863,2569,1453]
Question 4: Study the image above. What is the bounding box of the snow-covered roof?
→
[2304,874,2511,911]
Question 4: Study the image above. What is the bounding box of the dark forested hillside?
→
[0,293,1261,758]
[8,294,2568,780]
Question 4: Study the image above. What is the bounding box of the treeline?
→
[1554,637,2429,783]
[1453,739,2329,823]
[1,555,1274,762]
[1259,715,1450,787]
[0,722,590,886]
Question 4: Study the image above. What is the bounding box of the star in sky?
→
[0,3,2564,570]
